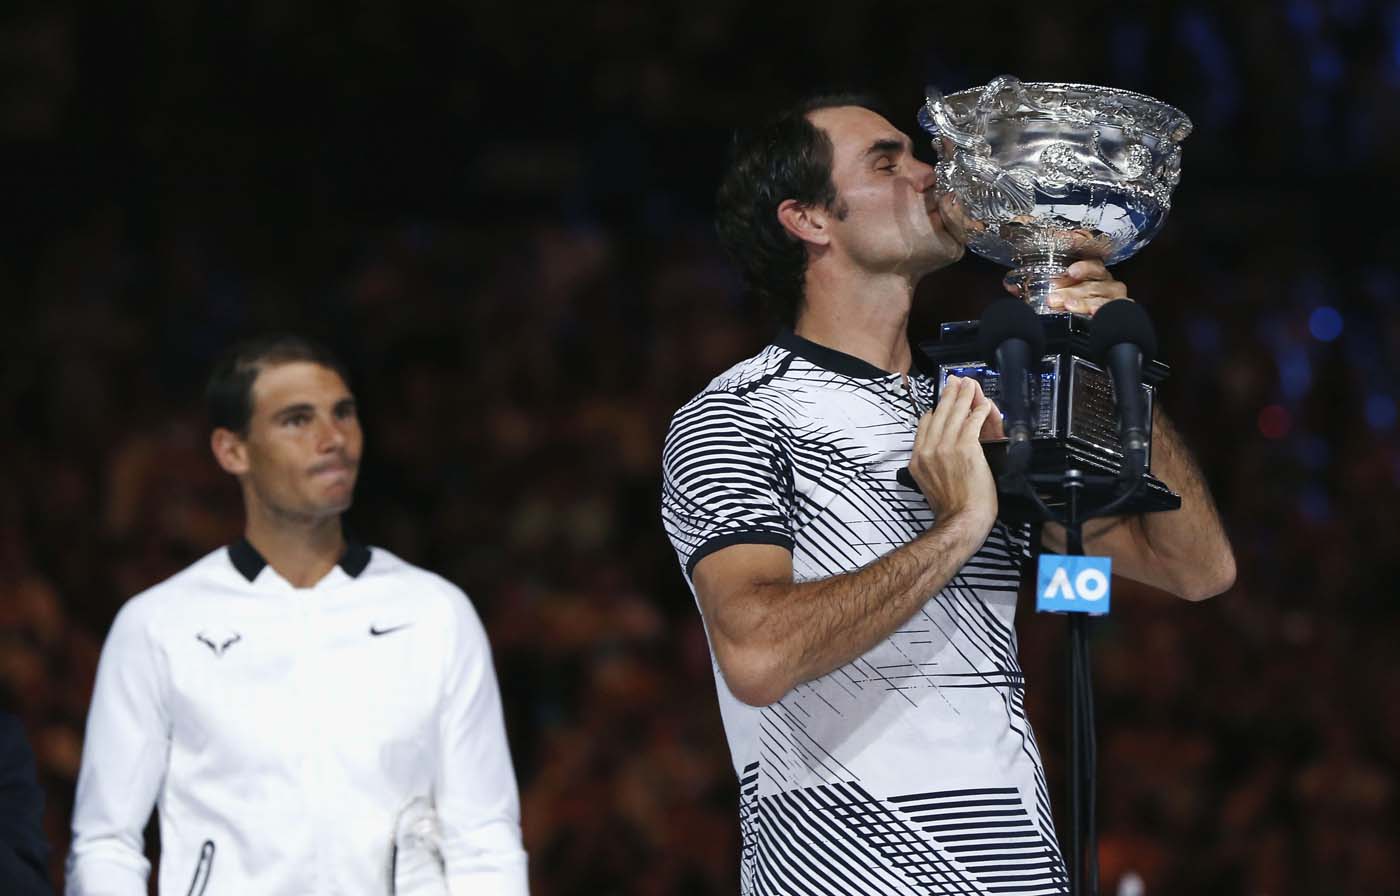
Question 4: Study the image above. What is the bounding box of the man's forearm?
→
[719,511,992,704]
[1065,408,1235,599]
[1134,409,1235,595]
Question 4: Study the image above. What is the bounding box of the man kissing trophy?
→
[914,75,1200,895]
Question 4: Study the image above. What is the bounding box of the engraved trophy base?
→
[913,312,1181,523]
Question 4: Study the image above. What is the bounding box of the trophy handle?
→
[956,152,1036,215]
[919,85,983,153]
[922,81,1034,216]
[972,75,1032,135]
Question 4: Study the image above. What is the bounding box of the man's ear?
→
[777,199,833,249]
[211,428,250,476]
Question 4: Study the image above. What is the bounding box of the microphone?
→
[1087,300,1158,479]
[893,299,1044,493]
[978,299,1046,477]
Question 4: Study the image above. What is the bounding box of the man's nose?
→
[912,158,937,192]
[318,417,346,451]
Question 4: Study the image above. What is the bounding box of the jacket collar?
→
[228,537,370,584]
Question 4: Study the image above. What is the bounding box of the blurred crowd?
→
[3,1,1400,893]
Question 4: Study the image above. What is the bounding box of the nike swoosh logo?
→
[369,623,413,637]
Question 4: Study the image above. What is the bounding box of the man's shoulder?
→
[702,340,797,396]
[670,341,801,424]
[360,547,458,592]
[359,547,478,621]
[124,547,239,611]
[103,548,239,645]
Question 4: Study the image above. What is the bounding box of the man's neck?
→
[244,507,345,589]
[795,266,916,374]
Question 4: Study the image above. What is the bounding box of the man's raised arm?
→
[694,376,1001,706]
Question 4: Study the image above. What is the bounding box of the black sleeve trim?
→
[685,530,794,578]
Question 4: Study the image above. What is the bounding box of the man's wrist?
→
[926,506,995,552]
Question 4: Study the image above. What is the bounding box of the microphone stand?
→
[1005,462,1147,896]
[915,298,1166,895]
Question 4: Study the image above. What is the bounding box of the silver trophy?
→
[919,76,1191,313]
[913,76,1192,517]
[390,797,449,895]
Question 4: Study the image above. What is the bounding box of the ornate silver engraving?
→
[920,76,1192,313]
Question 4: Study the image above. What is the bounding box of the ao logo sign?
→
[1036,555,1112,615]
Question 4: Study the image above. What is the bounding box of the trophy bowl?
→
[919,76,1192,313]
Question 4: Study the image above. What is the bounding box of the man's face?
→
[222,361,363,522]
[808,105,964,278]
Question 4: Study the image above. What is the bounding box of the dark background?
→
[3,1,1398,893]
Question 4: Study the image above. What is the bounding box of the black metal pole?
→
[1068,619,1081,896]
[1061,469,1097,896]
[1020,462,1153,895]
[1083,618,1098,896]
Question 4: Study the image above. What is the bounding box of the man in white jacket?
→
[67,335,528,895]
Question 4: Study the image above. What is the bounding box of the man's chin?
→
[308,487,356,518]
[937,238,967,269]
[910,243,965,278]
[324,494,355,516]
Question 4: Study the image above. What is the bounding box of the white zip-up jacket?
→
[67,541,528,895]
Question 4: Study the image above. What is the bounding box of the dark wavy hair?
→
[206,334,351,435]
[715,92,883,327]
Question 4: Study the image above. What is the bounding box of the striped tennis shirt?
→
[662,330,1068,896]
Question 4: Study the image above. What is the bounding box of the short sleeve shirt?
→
[662,331,1068,896]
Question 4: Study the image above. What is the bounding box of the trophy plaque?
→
[914,76,1192,519]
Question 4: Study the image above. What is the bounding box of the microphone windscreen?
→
[978,299,1045,367]
[1087,299,1158,364]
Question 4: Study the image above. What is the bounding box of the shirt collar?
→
[228,537,371,584]
[774,329,911,380]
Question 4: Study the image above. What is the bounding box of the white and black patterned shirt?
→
[662,331,1068,896]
